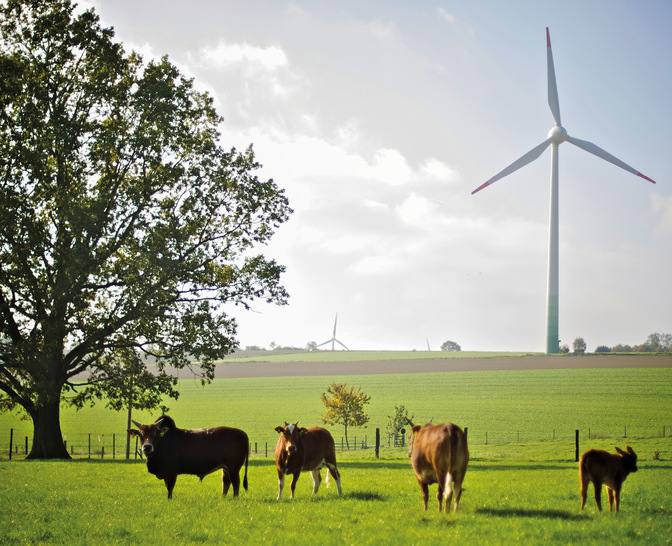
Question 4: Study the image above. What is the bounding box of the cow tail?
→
[243,446,249,491]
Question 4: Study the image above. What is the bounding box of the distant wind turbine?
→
[472,28,656,354]
[317,313,349,351]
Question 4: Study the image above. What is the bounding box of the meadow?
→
[1,356,671,543]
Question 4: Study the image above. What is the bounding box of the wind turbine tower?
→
[317,313,349,351]
[472,28,656,354]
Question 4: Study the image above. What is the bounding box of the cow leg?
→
[164,475,177,499]
[593,480,603,511]
[607,487,615,512]
[452,472,465,512]
[290,472,301,499]
[419,481,429,512]
[310,469,322,495]
[230,470,241,497]
[442,472,454,514]
[277,471,285,501]
[327,464,342,495]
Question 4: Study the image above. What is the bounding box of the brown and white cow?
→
[406,418,469,513]
[128,415,249,499]
[274,422,342,500]
[579,446,638,512]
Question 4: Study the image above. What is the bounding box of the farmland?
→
[1,353,671,543]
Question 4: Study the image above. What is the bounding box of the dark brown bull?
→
[579,446,638,512]
[406,418,469,512]
[128,415,249,499]
[274,422,342,500]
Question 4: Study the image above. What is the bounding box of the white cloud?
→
[437,8,456,25]
[200,42,288,71]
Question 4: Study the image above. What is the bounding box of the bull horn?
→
[131,420,142,428]
[405,417,414,427]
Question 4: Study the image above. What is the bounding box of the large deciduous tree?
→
[0,0,291,458]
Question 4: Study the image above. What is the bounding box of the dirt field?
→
[210,354,672,379]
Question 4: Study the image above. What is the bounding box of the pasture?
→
[1,355,672,543]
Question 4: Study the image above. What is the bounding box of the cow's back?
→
[300,427,336,469]
[172,426,248,476]
[413,423,468,480]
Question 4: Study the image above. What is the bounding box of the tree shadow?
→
[475,507,589,521]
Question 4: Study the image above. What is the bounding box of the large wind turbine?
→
[317,313,349,351]
[472,28,656,354]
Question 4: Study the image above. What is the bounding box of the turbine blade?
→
[546,28,561,126]
[335,339,349,351]
[472,137,553,194]
[317,339,333,347]
[333,313,338,337]
[566,135,656,184]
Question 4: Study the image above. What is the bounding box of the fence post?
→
[464,427,468,442]
[575,430,579,462]
[9,429,13,461]
[25,436,28,455]
[113,434,115,459]
[101,446,105,459]
[375,428,380,459]
[624,425,627,438]
[266,442,268,458]
[485,432,488,445]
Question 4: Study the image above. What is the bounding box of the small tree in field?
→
[573,337,587,355]
[441,340,462,352]
[387,404,413,437]
[320,383,370,449]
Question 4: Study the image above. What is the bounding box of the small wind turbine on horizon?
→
[472,28,656,354]
[317,313,349,351]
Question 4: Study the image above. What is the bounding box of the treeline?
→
[593,332,672,354]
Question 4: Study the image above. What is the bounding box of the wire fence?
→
[5,425,671,461]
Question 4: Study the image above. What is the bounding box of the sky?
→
[88,0,671,352]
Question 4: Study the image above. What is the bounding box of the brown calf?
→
[274,422,342,500]
[579,446,638,512]
[128,415,249,499]
[406,418,469,513]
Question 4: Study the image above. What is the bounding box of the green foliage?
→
[595,345,611,353]
[386,404,413,436]
[0,0,290,457]
[320,383,371,448]
[441,340,462,351]
[572,337,586,355]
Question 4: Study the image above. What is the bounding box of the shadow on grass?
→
[475,507,589,521]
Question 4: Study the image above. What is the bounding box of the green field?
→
[1,359,671,543]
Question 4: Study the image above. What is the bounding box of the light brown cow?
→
[579,446,638,512]
[406,418,469,513]
[274,422,342,500]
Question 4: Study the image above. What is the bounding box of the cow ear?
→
[626,446,635,455]
[128,429,139,438]
[274,426,284,434]
[299,428,309,435]
[615,446,625,455]
[158,427,170,438]
[412,425,422,434]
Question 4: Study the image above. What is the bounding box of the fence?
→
[6,425,671,461]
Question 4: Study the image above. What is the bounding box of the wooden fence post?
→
[575,430,579,462]
[375,428,380,459]
[9,429,13,461]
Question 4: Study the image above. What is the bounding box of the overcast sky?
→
[89,0,671,352]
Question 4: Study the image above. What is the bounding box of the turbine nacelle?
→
[547,125,567,144]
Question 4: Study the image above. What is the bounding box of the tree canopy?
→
[0,0,291,458]
[320,383,370,449]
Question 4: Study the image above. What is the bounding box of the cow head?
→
[615,445,638,474]
[405,417,432,457]
[127,416,173,456]
[274,422,308,454]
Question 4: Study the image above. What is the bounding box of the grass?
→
[1,358,671,543]
[1,457,671,544]
[2,367,671,461]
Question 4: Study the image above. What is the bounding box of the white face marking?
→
[287,424,296,435]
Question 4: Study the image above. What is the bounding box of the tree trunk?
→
[344,423,349,450]
[27,399,71,459]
